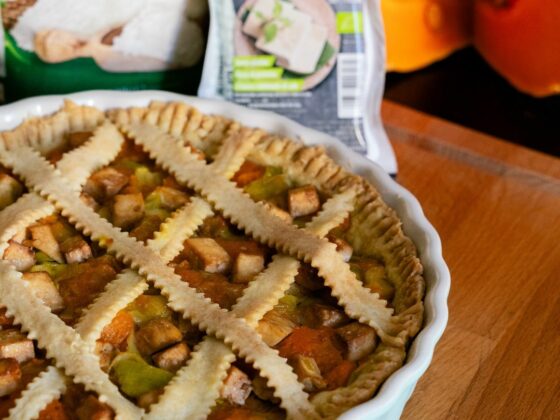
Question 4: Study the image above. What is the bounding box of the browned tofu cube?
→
[60,236,92,264]
[301,303,349,328]
[80,192,100,211]
[84,167,129,201]
[112,193,145,229]
[22,272,64,312]
[328,236,353,262]
[135,318,183,356]
[76,395,114,420]
[336,322,377,362]
[232,252,265,283]
[264,202,293,223]
[3,241,35,271]
[293,355,326,392]
[152,341,190,372]
[38,399,67,419]
[29,224,63,263]
[256,310,296,347]
[220,367,252,405]
[185,238,231,274]
[288,185,320,218]
[0,330,34,363]
[0,173,23,210]
[0,358,21,397]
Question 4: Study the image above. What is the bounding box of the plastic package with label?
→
[198,0,397,174]
[0,0,209,102]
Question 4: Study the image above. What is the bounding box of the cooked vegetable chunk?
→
[126,295,172,325]
[29,224,63,263]
[176,267,244,310]
[111,353,173,398]
[233,252,264,283]
[84,167,128,201]
[336,322,377,362]
[185,238,231,274]
[37,399,67,420]
[0,173,23,210]
[60,236,92,264]
[257,309,296,347]
[288,185,320,218]
[232,161,266,187]
[152,341,190,372]
[220,367,252,406]
[58,258,118,311]
[76,395,113,420]
[147,186,189,211]
[112,193,145,229]
[301,303,349,329]
[130,167,163,195]
[136,318,183,356]
[324,360,356,389]
[245,168,289,202]
[293,354,326,392]
[0,330,34,363]
[0,358,21,397]
[277,327,343,374]
[3,241,35,271]
[100,310,134,348]
[22,272,64,312]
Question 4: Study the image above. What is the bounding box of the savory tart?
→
[0,101,424,419]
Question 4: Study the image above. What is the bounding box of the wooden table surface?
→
[381,100,560,420]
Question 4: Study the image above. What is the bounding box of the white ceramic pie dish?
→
[0,90,450,420]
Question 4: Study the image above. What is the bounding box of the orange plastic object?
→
[474,0,560,97]
[383,0,472,72]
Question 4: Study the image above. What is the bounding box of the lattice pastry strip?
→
[72,128,258,417]
[121,122,403,345]
[0,261,142,418]
[5,126,262,418]
[0,124,131,418]
[0,147,316,418]
[0,101,426,419]
[147,189,357,419]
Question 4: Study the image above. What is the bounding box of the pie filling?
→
[0,102,424,419]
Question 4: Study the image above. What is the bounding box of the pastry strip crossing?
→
[122,122,402,345]
[0,146,316,419]
[148,189,357,419]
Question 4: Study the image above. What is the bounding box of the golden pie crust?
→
[0,100,424,419]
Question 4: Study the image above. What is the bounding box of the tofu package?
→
[198,0,397,174]
[0,0,209,102]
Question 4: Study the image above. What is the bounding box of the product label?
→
[0,0,208,103]
[220,0,369,153]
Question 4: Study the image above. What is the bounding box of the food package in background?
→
[199,0,397,174]
[0,0,208,102]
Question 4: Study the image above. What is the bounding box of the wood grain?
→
[381,100,560,420]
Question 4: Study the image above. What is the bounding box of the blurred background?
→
[382,0,560,157]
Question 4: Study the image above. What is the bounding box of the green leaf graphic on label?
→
[336,12,364,34]
[264,22,278,43]
[273,0,283,17]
